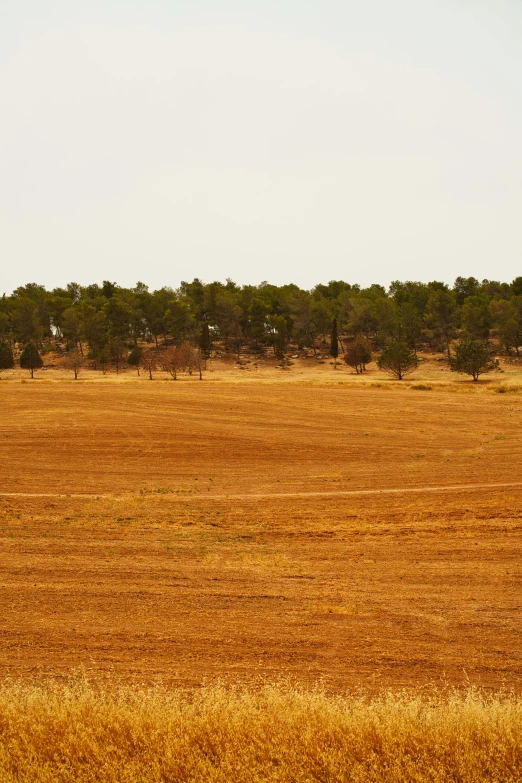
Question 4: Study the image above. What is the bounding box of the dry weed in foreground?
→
[1,679,521,782]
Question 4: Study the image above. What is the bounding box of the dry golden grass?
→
[1,678,521,782]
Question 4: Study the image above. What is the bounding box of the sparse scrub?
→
[494,384,522,394]
[0,680,521,782]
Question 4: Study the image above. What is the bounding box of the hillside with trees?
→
[1,276,521,376]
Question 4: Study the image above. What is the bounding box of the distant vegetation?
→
[1,679,521,782]
[1,276,521,379]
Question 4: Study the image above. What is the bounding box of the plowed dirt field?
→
[1,376,522,692]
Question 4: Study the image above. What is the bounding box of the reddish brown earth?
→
[1,378,522,692]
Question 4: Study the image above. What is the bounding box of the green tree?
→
[82,305,109,358]
[247,298,269,346]
[109,337,127,373]
[48,292,74,337]
[490,299,518,353]
[215,291,242,353]
[424,289,458,356]
[268,314,291,362]
[0,341,14,375]
[461,295,491,339]
[104,296,134,342]
[20,342,43,378]
[373,298,399,345]
[453,276,479,305]
[397,302,422,351]
[199,321,212,358]
[127,346,144,376]
[339,295,376,340]
[165,300,194,344]
[330,317,339,367]
[11,297,44,345]
[0,311,9,341]
[377,341,418,380]
[449,337,499,382]
[95,347,111,374]
[61,307,82,349]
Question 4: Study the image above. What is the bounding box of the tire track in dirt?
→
[2,481,522,500]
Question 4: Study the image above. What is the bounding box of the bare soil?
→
[1,369,522,692]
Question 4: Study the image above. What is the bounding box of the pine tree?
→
[127,346,144,376]
[449,337,499,381]
[377,341,418,380]
[0,341,14,376]
[199,321,212,358]
[330,317,339,368]
[19,342,43,378]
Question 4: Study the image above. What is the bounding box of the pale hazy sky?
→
[1,0,521,294]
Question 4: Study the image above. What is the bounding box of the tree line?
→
[0,275,521,380]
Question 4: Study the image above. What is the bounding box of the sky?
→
[1,0,522,294]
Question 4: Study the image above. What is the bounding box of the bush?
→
[344,338,372,374]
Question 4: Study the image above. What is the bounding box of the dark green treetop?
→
[449,337,499,382]
[19,342,43,378]
[377,341,418,380]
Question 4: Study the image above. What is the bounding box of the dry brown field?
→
[1,357,522,694]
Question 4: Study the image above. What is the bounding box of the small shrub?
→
[494,385,522,394]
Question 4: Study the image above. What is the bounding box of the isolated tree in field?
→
[19,342,43,378]
[449,337,499,382]
[63,348,84,379]
[377,341,418,380]
[344,338,372,374]
[127,346,144,376]
[330,317,339,368]
[142,349,158,380]
[0,341,14,376]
